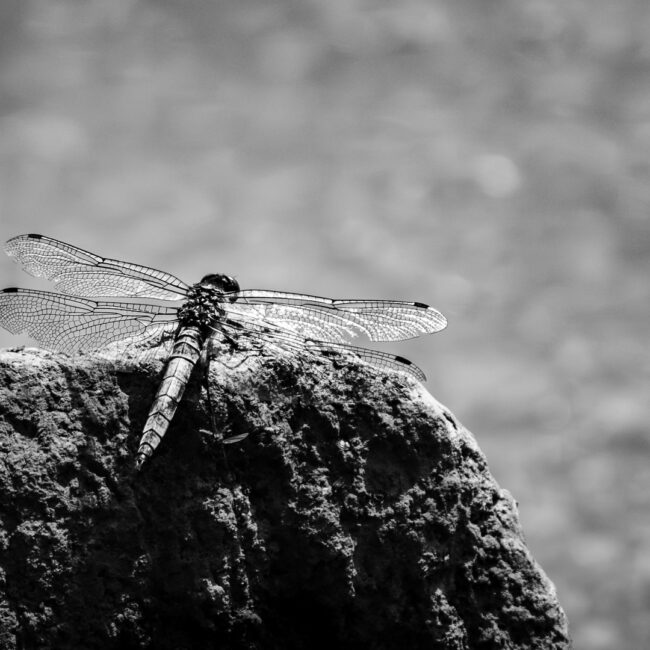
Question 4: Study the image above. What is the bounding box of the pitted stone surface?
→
[0,348,571,649]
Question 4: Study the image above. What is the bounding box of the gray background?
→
[1,1,649,647]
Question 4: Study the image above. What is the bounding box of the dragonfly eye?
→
[222,275,240,293]
[200,274,240,293]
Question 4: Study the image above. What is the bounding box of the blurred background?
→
[1,0,649,646]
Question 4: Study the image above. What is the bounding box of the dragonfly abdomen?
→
[135,327,204,469]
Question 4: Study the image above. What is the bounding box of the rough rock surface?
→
[0,346,571,650]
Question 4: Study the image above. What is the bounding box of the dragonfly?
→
[0,234,447,469]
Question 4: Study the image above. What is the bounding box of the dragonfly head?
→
[199,274,240,296]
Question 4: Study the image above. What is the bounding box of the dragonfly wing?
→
[5,234,189,300]
[231,290,447,342]
[306,340,427,382]
[217,318,427,382]
[0,288,178,354]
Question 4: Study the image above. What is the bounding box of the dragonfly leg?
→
[200,346,250,447]
[206,323,261,371]
[202,362,220,440]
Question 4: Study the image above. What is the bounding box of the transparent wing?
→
[0,288,179,354]
[5,234,189,300]
[229,290,447,343]
[309,341,426,382]
[218,317,427,382]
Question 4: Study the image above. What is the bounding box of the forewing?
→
[5,234,189,300]
[231,290,446,342]
[0,288,178,354]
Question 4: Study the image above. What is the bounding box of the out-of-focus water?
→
[1,1,649,646]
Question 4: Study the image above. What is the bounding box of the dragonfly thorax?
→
[177,274,239,332]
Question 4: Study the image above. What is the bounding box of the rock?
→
[0,346,571,649]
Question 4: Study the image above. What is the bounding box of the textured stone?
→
[0,346,571,649]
